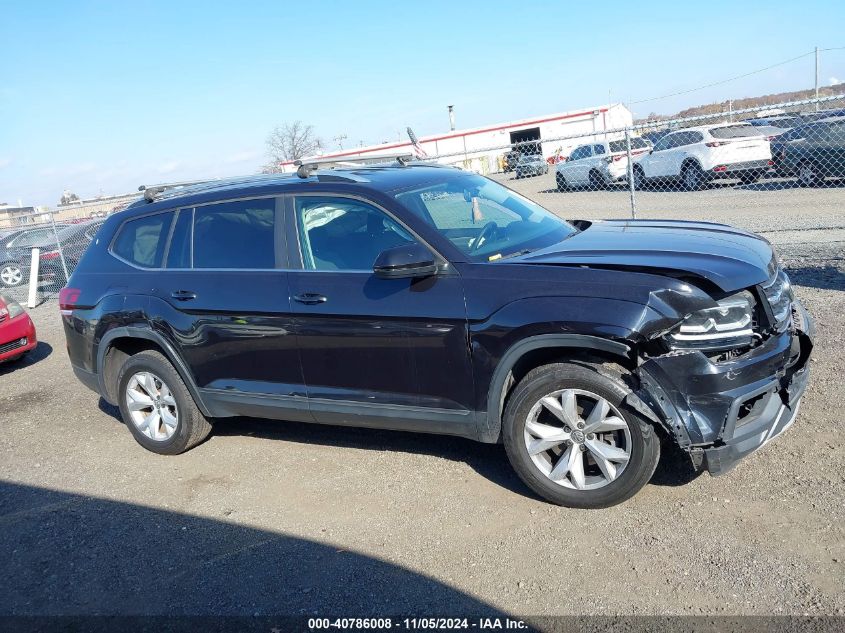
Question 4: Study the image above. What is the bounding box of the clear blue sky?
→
[2,0,843,207]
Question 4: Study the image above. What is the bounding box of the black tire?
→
[116,350,212,455]
[502,362,660,509]
[589,170,606,191]
[632,166,647,190]
[681,162,704,191]
[797,161,821,187]
[556,172,569,192]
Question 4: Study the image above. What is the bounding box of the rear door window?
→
[608,137,650,153]
[112,213,173,268]
[192,198,277,269]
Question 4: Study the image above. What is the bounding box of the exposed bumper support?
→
[637,300,814,476]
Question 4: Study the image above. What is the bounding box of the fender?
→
[480,333,630,443]
[96,325,212,417]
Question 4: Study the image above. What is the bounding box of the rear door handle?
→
[170,290,197,301]
[294,293,327,305]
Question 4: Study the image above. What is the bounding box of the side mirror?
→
[373,243,438,279]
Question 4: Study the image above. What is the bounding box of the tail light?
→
[767,160,774,166]
[713,165,727,172]
[40,249,61,260]
[59,286,81,316]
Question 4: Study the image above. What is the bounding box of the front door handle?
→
[170,290,197,301]
[294,293,327,305]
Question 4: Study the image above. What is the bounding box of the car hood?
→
[515,219,776,292]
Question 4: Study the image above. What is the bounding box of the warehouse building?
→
[280,103,633,174]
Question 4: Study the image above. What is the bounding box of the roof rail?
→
[138,179,216,202]
[294,152,416,178]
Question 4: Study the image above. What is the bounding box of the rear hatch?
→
[706,124,772,164]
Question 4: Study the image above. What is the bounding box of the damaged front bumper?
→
[637,300,814,476]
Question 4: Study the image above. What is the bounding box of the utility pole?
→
[448,105,455,131]
[333,134,347,150]
[815,46,820,111]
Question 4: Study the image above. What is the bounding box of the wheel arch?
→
[481,334,632,443]
[97,326,212,416]
[681,157,702,171]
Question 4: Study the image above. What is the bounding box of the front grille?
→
[0,337,27,355]
[762,269,794,332]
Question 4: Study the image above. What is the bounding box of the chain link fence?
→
[2,95,844,305]
[423,94,845,218]
[0,214,107,306]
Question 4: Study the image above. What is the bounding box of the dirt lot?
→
[1,180,844,618]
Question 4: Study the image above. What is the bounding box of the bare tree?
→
[60,190,80,205]
[262,121,323,173]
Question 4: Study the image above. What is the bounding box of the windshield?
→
[394,173,577,262]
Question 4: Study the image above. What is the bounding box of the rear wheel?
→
[503,362,660,508]
[632,165,647,190]
[682,162,704,191]
[117,350,212,455]
[797,161,821,187]
[0,263,23,287]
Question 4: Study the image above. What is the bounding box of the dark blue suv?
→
[61,164,813,508]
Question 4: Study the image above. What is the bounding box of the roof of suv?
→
[128,164,458,210]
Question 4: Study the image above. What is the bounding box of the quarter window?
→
[112,213,173,268]
[295,197,414,271]
[192,199,276,269]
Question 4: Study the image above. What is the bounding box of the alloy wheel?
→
[125,371,179,441]
[798,163,818,187]
[1,264,23,287]
[683,166,702,190]
[523,388,632,490]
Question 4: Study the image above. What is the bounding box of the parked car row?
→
[547,115,845,192]
[0,219,104,288]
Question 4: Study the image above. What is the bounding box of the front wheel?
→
[0,263,24,287]
[556,172,569,192]
[117,350,212,454]
[503,362,660,508]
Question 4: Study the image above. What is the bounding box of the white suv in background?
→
[555,137,650,191]
[632,122,772,190]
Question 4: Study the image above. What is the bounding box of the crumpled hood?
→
[516,219,776,292]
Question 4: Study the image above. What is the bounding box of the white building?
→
[281,103,633,174]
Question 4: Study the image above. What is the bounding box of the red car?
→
[0,294,37,363]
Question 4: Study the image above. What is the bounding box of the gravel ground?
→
[1,182,844,619]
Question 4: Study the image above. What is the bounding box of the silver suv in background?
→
[556,137,651,191]
[514,153,549,179]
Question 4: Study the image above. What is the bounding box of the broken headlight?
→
[666,291,756,351]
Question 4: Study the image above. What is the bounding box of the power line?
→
[630,50,818,106]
